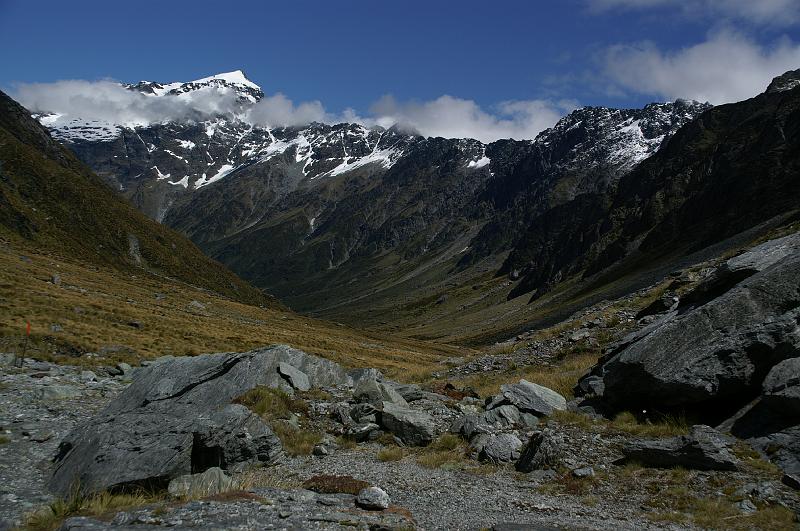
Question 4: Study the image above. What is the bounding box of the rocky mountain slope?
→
[35,71,711,333]
[0,89,270,306]
[502,70,800,301]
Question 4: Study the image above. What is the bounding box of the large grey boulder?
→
[49,346,349,497]
[582,248,800,410]
[620,425,739,471]
[487,380,566,417]
[167,467,235,498]
[378,402,435,446]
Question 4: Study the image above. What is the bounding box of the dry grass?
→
[302,475,369,495]
[458,351,601,399]
[0,435,9,444]
[551,410,690,438]
[731,441,783,478]
[23,489,162,531]
[646,490,797,530]
[233,387,306,421]
[414,434,469,470]
[0,244,462,377]
[377,446,407,462]
[232,387,319,456]
[271,422,322,456]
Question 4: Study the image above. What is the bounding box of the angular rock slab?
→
[488,380,566,417]
[589,249,800,410]
[50,346,350,497]
[378,402,435,446]
[620,425,739,471]
[354,377,408,408]
[277,361,311,392]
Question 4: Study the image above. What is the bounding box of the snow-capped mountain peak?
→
[126,70,264,103]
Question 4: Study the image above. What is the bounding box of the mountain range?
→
[31,69,800,341]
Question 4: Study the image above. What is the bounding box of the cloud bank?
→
[367,95,577,143]
[587,0,800,26]
[601,30,800,103]
[12,79,574,142]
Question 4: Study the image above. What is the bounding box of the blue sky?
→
[2,0,799,140]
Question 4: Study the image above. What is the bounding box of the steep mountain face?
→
[0,89,273,307]
[461,99,711,267]
[36,71,708,321]
[503,72,800,300]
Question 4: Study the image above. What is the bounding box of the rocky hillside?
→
[502,70,800,301]
[0,89,272,306]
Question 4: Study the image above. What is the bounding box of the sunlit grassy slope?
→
[0,242,463,378]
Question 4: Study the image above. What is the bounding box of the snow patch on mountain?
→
[195,163,236,189]
[326,146,402,177]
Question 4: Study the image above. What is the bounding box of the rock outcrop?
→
[580,236,800,412]
[577,233,800,476]
[49,345,349,496]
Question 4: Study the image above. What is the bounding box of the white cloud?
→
[245,93,326,126]
[12,78,575,142]
[587,0,800,26]
[602,29,800,103]
[13,79,326,129]
[13,79,245,126]
[367,95,577,142]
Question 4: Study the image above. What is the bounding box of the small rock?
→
[737,499,757,513]
[51,273,61,285]
[127,321,143,329]
[116,362,132,375]
[346,422,381,442]
[354,378,408,408]
[167,467,235,498]
[312,444,329,456]
[188,300,205,309]
[80,370,97,382]
[356,486,390,510]
[569,329,590,342]
[32,431,54,443]
[572,466,594,478]
[50,323,63,333]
